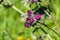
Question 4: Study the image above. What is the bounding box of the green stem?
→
[45,10,60,33]
[38,21,60,37]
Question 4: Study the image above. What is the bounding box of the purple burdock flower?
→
[24,21,29,27]
[27,10,32,17]
[29,17,34,23]
[29,0,34,3]
[35,13,41,20]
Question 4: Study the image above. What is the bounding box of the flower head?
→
[35,13,41,20]
[27,10,32,17]
[28,17,34,23]
[24,21,29,27]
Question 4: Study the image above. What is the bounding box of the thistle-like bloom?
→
[29,17,34,23]
[35,13,41,20]
[24,21,29,27]
[27,10,32,17]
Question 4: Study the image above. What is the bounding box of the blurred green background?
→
[0,0,60,40]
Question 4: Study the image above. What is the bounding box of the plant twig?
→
[33,27,47,34]
[42,0,60,34]
[33,27,52,40]
[45,10,60,33]
[11,5,24,15]
[47,34,52,40]
[38,21,60,37]
[6,0,25,15]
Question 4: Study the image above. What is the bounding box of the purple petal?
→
[29,17,34,23]
[27,10,32,17]
[35,13,41,20]
[24,21,29,27]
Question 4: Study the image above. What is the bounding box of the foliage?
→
[0,0,60,40]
